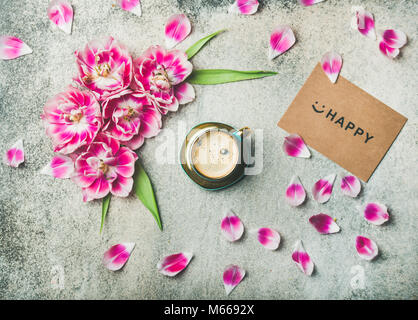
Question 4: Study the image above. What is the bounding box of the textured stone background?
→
[0,0,417,299]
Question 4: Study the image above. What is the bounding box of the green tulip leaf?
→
[186,29,225,59]
[187,69,277,85]
[100,194,111,234]
[133,162,162,231]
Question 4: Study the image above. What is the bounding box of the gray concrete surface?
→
[0,0,417,299]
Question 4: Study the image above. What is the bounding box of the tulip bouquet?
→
[39,12,276,232]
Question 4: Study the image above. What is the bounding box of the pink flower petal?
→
[228,0,259,15]
[223,265,245,295]
[47,0,73,34]
[269,25,296,60]
[379,41,400,59]
[321,51,342,84]
[165,14,191,49]
[299,0,326,6]
[252,228,280,250]
[0,36,32,60]
[40,154,74,179]
[117,0,142,17]
[157,252,193,277]
[292,240,314,276]
[221,210,244,242]
[356,236,378,261]
[174,82,195,105]
[309,213,340,234]
[363,202,389,225]
[103,243,135,271]
[312,174,336,204]
[382,29,407,49]
[283,134,310,158]
[285,175,306,207]
[355,8,376,40]
[340,174,361,198]
[3,139,24,167]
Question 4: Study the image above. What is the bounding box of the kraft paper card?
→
[278,63,407,182]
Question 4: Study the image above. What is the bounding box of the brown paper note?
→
[278,63,407,182]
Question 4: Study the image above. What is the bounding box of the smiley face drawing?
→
[312,101,325,113]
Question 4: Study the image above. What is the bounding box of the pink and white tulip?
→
[71,134,138,202]
[132,45,194,114]
[292,240,314,276]
[3,139,24,167]
[40,154,74,179]
[223,265,245,295]
[299,0,326,6]
[285,175,306,207]
[356,236,378,261]
[283,134,310,158]
[0,36,32,60]
[363,202,389,225]
[102,90,162,150]
[47,0,73,34]
[228,0,259,15]
[269,25,296,60]
[221,210,244,242]
[253,228,280,250]
[309,213,340,234]
[312,174,336,204]
[340,174,361,198]
[321,51,342,84]
[42,87,102,154]
[382,29,407,49]
[164,14,191,49]
[157,252,193,277]
[117,0,142,17]
[75,37,132,101]
[103,243,135,271]
[354,8,376,40]
[379,41,400,59]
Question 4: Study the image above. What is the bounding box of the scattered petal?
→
[157,252,193,277]
[340,174,361,198]
[221,210,244,242]
[40,154,74,179]
[321,51,342,83]
[3,139,24,167]
[103,243,135,271]
[299,0,326,6]
[0,36,32,60]
[355,8,376,40]
[283,134,310,158]
[309,213,340,234]
[252,228,281,250]
[356,236,378,261]
[174,82,195,105]
[292,240,314,276]
[117,0,142,17]
[269,25,296,60]
[363,202,389,225]
[382,29,407,48]
[223,265,245,295]
[47,0,73,34]
[312,174,336,204]
[165,14,191,49]
[285,175,306,207]
[228,0,259,15]
[379,41,400,59]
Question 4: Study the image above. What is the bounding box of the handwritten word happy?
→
[312,101,374,144]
